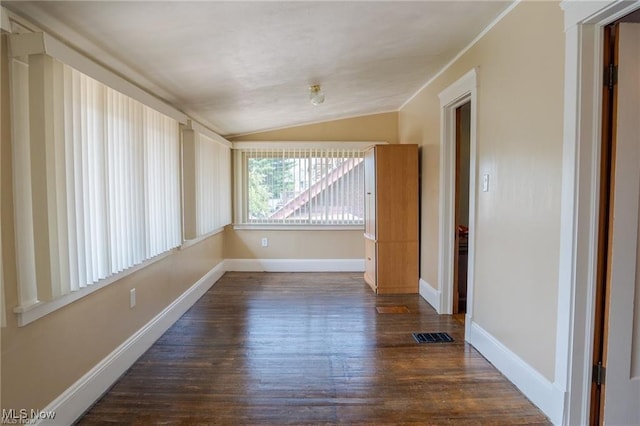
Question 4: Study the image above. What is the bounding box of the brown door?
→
[453,102,471,314]
[591,21,640,425]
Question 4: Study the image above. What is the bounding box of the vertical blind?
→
[12,56,181,307]
[196,134,232,235]
[237,147,364,225]
[11,56,38,307]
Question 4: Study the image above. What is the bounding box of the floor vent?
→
[412,332,454,344]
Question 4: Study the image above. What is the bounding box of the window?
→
[181,125,232,240]
[11,54,181,318]
[197,134,232,235]
[234,144,367,226]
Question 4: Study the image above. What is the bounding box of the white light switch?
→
[130,288,136,308]
[482,174,490,192]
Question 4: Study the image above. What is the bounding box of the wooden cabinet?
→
[363,144,419,294]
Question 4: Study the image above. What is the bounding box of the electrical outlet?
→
[130,288,136,308]
[261,237,269,247]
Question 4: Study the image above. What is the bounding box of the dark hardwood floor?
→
[78,272,550,425]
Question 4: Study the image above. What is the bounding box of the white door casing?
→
[559,1,640,424]
[437,68,477,332]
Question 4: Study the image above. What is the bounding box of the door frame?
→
[559,1,640,424]
[437,68,477,331]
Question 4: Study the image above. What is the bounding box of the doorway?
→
[437,67,476,324]
[559,2,640,424]
[590,17,640,426]
[453,102,471,315]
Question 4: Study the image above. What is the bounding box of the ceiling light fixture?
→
[309,84,325,106]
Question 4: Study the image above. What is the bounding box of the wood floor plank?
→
[77,272,550,425]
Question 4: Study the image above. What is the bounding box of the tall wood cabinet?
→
[364,144,419,294]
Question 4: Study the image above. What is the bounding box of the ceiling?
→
[5,1,512,137]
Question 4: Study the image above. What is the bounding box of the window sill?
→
[13,249,176,327]
[232,224,364,231]
[180,227,226,250]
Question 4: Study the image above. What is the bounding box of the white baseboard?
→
[419,278,441,313]
[467,321,565,425]
[225,258,365,272]
[37,261,226,426]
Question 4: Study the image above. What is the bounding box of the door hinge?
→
[593,362,606,386]
[605,64,618,90]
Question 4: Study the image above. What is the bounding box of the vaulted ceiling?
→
[5,1,512,137]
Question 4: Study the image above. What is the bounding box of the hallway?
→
[78,272,549,425]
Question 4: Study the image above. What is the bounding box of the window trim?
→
[14,249,175,327]
[10,61,184,324]
[179,226,226,250]
[232,141,384,150]
[182,122,232,240]
[232,224,365,231]
[232,141,386,228]
[9,32,187,124]
[5,26,234,326]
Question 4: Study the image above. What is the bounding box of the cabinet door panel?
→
[364,149,376,238]
[364,237,377,292]
[375,242,418,294]
[374,145,418,242]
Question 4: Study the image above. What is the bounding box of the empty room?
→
[1,1,639,425]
